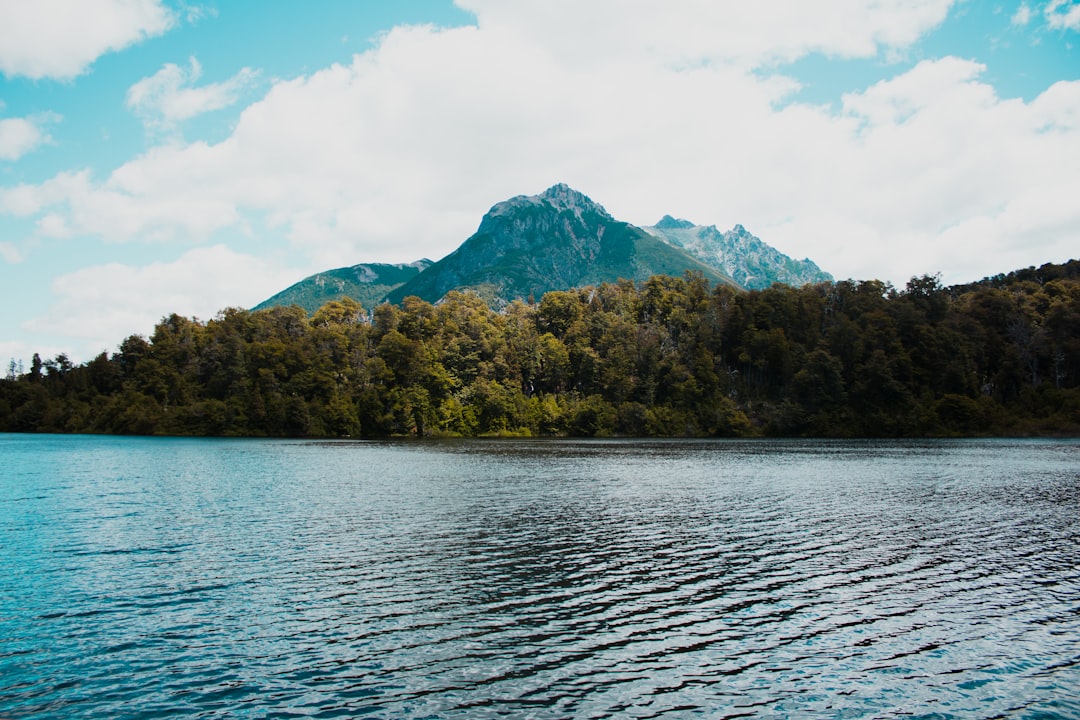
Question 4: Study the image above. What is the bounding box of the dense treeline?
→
[3,261,1079,438]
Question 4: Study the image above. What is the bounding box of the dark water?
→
[1,435,1078,719]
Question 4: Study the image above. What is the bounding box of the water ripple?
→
[1,436,1078,718]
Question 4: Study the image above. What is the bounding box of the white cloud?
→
[456,0,955,67]
[1012,3,1033,25]
[1,170,88,217]
[1045,0,1080,29]
[127,57,258,134]
[0,161,246,242]
[3,0,1078,300]
[0,117,44,161]
[0,0,174,80]
[1029,77,1080,131]
[841,56,989,127]
[25,245,301,360]
[0,240,23,263]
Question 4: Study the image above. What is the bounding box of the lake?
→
[1,434,1078,718]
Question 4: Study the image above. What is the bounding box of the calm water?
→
[1,435,1078,719]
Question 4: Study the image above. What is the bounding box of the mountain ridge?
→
[384,184,737,305]
[255,185,832,311]
[253,260,431,315]
[643,217,832,290]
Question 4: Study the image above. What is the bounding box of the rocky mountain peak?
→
[654,215,695,230]
[480,183,612,232]
[539,183,609,217]
[644,218,832,290]
[256,185,833,313]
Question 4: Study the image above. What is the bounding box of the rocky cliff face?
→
[645,216,833,289]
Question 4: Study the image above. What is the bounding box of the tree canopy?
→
[3,261,1079,438]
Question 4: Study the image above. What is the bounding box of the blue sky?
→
[1,0,1078,364]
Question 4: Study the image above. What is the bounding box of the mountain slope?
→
[384,184,738,305]
[644,216,832,289]
[254,185,834,313]
[253,261,431,314]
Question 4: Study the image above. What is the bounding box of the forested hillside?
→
[3,261,1078,438]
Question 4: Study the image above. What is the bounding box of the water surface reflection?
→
[1,436,1077,718]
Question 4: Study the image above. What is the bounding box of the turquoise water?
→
[1,435,1078,718]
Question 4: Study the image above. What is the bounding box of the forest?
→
[2,261,1079,438]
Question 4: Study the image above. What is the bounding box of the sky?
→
[1,0,1078,365]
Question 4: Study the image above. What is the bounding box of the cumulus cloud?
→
[0,116,48,160]
[3,0,1079,296]
[25,245,301,360]
[0,240,23,263]
[456,0,955,67]
[0,161,246,242]
[1045,0,1080,29]
[127,57,258,134]
[1012,3,1033,25]
[766,60,1080,283]
[0,0,174,80]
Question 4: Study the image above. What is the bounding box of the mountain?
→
[254,184,833,312]
[384,184,737,305]
[644,216,832,290]
[253,261,431,314]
